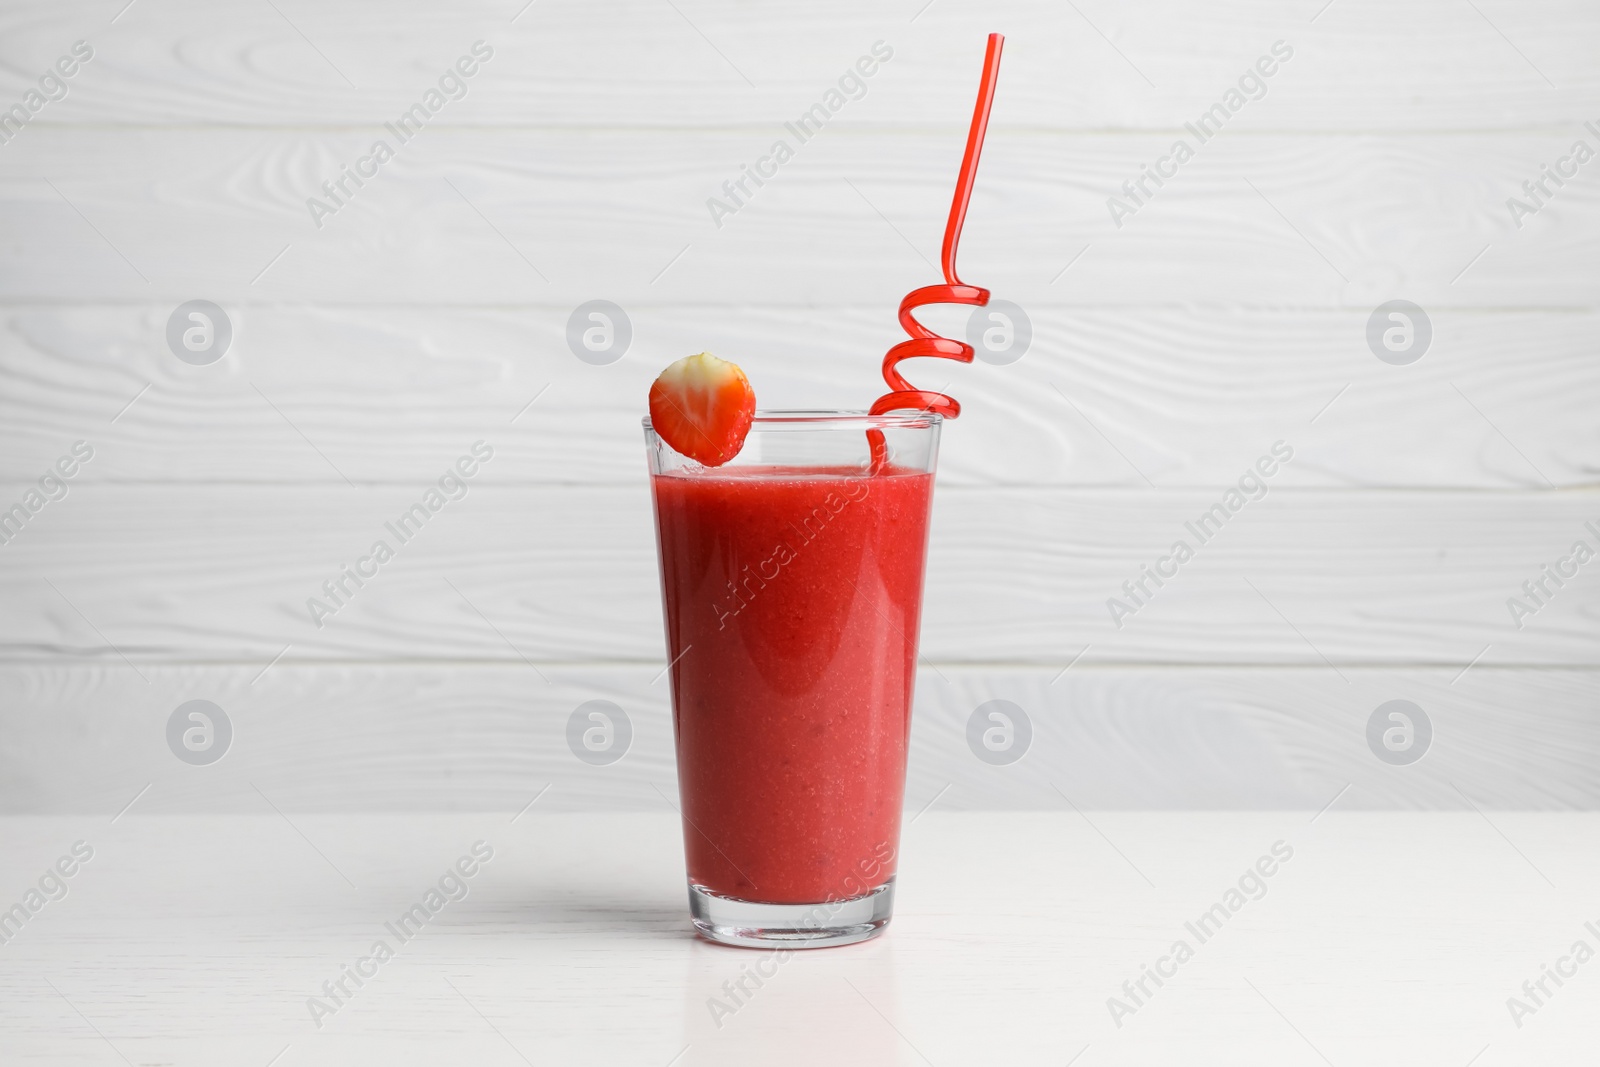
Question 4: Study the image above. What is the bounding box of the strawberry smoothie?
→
[650,463,934,905]
[641,26,999,948]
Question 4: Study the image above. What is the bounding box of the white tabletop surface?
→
[1,811,1595,1066]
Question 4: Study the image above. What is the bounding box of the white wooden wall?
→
[1,0,1595,811]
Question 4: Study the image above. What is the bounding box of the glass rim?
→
[642,408,942,431]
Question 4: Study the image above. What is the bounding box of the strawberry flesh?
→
[648,353,756,466]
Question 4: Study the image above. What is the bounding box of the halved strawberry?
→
[648,353,756,466]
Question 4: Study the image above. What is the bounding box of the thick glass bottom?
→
[688,878,895,949]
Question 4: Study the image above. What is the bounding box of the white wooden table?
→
[1,811,1594,1065]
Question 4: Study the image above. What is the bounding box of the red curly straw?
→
[868,32,1004,471]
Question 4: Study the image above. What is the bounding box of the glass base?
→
[688,878,895,949]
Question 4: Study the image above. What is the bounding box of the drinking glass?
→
[644,410,940,948]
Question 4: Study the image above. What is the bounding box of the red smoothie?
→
[650,464,934,904]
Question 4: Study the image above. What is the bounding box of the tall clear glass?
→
[644,410,940,948]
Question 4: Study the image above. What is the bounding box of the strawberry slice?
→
[648,353,756,466]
